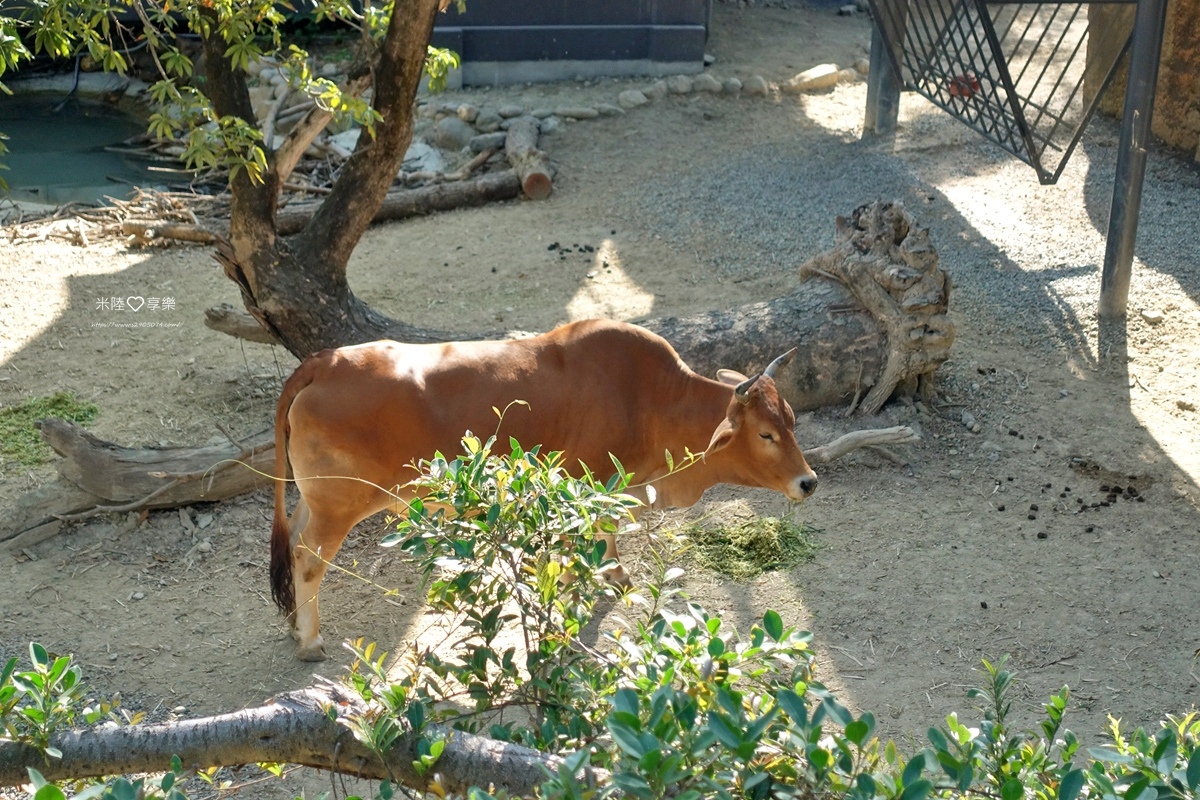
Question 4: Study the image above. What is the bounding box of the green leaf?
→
[776,689,808,725]
[613,687,640,720]
[927,726,949,752]
[898,779,934,800]
[33,785,66,800]
[1059,769,1085,800]
[1186,748,1200,789]
[609,719,647,758]
[903,751,929,785]
[763,610,783,641]
[1001,777,1024,800]
[707,712,744,751]
[845,718,870,746]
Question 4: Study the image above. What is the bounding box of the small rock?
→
[197,540,213,554]
[498,104,525,118]
[173,706,188,714]
[196,513,214,529]
[666,74,695,94]
[722,77,743,92]
[247,86,275,123]
[417,103,439,119]
[704,53,717,66]
[948,469,963,480]
[540,115,562,134]
[595,103,626,116]
[457,103,479,123]
[854,56,871,75]
[319,62,339,78]
[837,67,860,83]
[783,63,841,92]
[618,89,650,109]
[402,140,445,172]
[469,132,507,153]
[474,107,503,133]
[693,73,723,92]
[258,66,279,83]
[108,653,118,662]
[530,108,554,119]
[554,106,600,119]
[642,80,669,101]
[744,75,770,96]
[971,423,982,433]
[132,591,145,601]
[1059,388,1070,397]
[1139,309,1164,325]
[960,409,977,429]
[838,4,857,14]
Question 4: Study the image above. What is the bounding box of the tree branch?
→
[273,70,374,190]
[294,0,442,271]
[0,680,602,795]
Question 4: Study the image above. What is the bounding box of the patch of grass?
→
[0,392,99,466]
[688,516,820,581]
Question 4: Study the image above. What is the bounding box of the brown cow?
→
[271,319,817,660]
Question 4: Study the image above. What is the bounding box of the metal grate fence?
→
[869,0,1134,183]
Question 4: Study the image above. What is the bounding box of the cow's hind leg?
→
[597,529,632,590]
[289,502,358,662]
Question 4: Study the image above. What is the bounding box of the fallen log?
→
[275,169,521,235]
[1,203,947,540]
[645,201,953,414]
[1,418,916,547]
[0,678,601,794]
[0,422,275,551]
[505,116,554,200]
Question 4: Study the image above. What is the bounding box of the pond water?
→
[0,94,166,206]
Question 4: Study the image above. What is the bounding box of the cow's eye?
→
[759,432,774,441]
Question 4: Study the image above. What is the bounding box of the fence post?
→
[1099,0,1169,319]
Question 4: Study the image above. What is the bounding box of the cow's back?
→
[284,320,695,495]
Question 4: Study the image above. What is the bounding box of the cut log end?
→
[521,172,553,201]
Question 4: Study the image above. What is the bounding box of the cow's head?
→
[704,349,818,502]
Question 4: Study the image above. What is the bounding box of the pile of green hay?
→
[688,516,819,581]
[0,392,99,467]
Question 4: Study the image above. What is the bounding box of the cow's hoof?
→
[295,639,327,662]
[600,564,633,591]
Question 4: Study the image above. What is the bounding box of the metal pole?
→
[865,26,902,135]
[1099,0,1169,319]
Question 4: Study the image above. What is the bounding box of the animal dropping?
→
[270,319,818,661]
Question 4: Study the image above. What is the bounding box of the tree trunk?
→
[198,0,446,359]
[0,679,600,795]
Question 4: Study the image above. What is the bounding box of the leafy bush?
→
[3,436,1198,800]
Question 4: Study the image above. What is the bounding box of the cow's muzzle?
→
[788,473,819,501]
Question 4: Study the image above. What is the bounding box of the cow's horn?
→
[763,347,798,380]
[734,374,760,404]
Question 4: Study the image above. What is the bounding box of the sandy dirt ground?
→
[2,2,1199,794]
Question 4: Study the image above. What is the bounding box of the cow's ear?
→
[704,418,737,457]
[716,369,750,386]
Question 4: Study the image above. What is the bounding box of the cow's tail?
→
[270,359,316,616]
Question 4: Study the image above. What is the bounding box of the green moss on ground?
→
[0,391,99,466]
[689,516,819,581]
